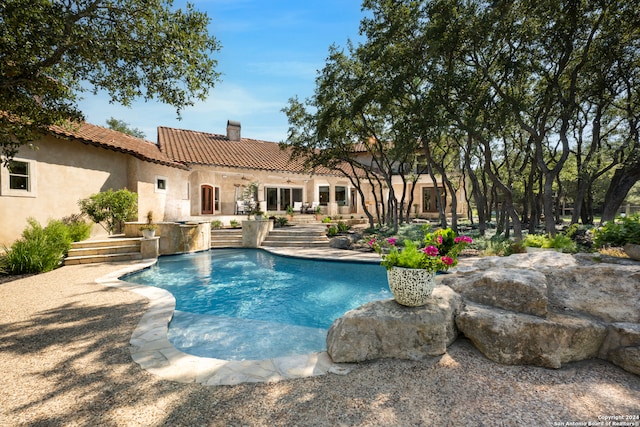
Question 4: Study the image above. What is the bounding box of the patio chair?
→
[308,201,319,213]
[293,201,303,214]
[236,200,246,215]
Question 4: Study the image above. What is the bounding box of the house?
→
[0,121,190,246]
[1,118,467,247]
[157,120,358,218]
[0,120,357,246]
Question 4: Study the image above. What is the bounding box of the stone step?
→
[71,237,142,249]
[260,240,331,248]
[64,252,143,265]
[67,244,141,257]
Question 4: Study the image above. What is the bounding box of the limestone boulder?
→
[454,252,578,274]
[440,268,548,316]
[456,303,607,369]
[329,236,351,249]
[544,265,640,323]
[599,323,640,375]
[326,285,462,363]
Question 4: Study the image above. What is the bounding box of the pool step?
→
[261,226,330,248]
[211,229,243,248]
[65,238,143,265]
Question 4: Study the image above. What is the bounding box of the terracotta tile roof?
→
[48,121,188,170]
[157,126,341,175]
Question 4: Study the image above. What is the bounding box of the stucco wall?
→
[0,136,186,246]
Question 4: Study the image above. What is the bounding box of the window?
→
[319,186,329,205]
[155,176,167,193]
[335,186,347,206]
[1,159,36,197]
[8,160,29,191]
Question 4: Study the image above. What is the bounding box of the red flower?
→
[424,245,439,256]
[441,256,454,265]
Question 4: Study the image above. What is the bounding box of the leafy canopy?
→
[0,0,221,160]
[106,117,146,139]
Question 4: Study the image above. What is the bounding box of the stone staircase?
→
[211,228,243,248]
[65,237,143,265]
[261,225,330,248]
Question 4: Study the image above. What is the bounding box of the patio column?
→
[328,183,338,217]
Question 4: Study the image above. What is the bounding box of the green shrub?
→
[337,221,350,233]
[275,216,288,227]
[542,234,577,253]
[78,189,138,234]
[594,214,640,247]
[211,220,223,229]
[327,225,338,236]
[523,234,547,248]
[229,220,239,228]
[321,216,332,224]
[3,218,73,274]
[61,214,92,242]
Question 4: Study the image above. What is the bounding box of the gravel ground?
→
[0,263,638,427]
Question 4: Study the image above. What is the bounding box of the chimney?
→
[226,120,241,141]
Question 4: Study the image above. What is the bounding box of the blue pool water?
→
[122,249,391,360]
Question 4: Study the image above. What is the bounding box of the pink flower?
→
[386,237,397,246]
[441,256,454,265]
[423,245,439,256]
[454,236,473,244]
[368,238,376,247]
[436,235,443,245]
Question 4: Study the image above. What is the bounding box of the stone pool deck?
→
[99,247,384,386]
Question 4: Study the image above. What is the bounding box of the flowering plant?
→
[369,228,473,272]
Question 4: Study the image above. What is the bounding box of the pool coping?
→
[96,248,381,386]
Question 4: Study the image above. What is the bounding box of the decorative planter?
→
[141,229,156,239]
[386,267,436,307]
[624,243,640,261]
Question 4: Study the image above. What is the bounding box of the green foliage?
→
[78,189,138,234]
[275,216,288,227]
[594,214,640,247]
[0,0,221,161]
[370,229,473,272]
[321,216,332,223]
[211,220,223,230]
[229,220,239,228]
[327,226,338,236]
[523,234,547,248]
[106,117,146,138]
[337,221,350,233]
[542,235,577,253]
[523,233,577,253]
[286,205,294,215]
[3,218,73,274]
[61,214,92,242]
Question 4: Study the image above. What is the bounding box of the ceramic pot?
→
[386,267,436,307]
[141,229,156,239]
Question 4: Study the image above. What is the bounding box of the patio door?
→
[264,186,303,211]
[201,185,214,214]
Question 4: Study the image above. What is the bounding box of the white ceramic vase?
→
[386,267,436,307]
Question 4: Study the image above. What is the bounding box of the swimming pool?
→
[122,249,391,360]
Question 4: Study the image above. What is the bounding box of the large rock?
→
[329,236,352,249]
[440,268,548,316]
[326,285,462,363]
[544,265,640,323]
[454,252,578,274]
[599,323,640,375]
[456,303,607,369]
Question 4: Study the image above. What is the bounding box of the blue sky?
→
[77,1,367,143]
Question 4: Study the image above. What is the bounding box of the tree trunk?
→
[601,165,640,222]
